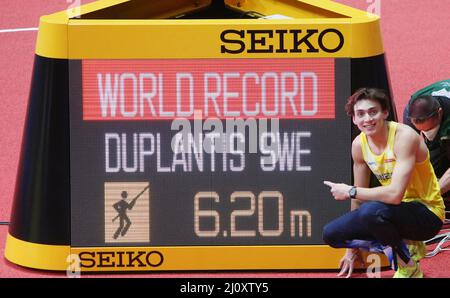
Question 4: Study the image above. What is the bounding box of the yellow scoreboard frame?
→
[5,0,392,271]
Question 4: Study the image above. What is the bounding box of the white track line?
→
[0,27,38,33]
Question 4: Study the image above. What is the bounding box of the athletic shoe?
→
[407,241,427,262]
[382,241,411,270]
[393,261,424,278]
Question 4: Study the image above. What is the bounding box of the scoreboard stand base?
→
[6,232,388,271]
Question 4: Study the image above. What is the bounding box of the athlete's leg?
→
[323,208,376,249]
[357,201,442,262]
[358,201,441,242]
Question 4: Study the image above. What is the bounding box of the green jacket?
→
[411,79,450,100]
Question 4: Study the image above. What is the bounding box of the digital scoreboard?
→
[71,58,347,246]
[68,57,350,270]
[5,0,394,271]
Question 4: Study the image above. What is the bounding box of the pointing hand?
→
[323,181,352,200]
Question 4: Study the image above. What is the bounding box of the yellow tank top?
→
[360,121,445,221]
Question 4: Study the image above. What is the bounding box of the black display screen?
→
[69,58,351,247]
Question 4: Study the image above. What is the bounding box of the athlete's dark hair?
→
[345,88,390,116]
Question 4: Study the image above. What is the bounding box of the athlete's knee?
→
[322,223,342,248]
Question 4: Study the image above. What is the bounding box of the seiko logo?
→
[79,250,164,268]
[220,29,344,54]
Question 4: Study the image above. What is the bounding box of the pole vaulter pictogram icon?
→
[112,184,150,239]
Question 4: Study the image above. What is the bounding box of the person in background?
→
[323,88,445,278]
[404,79,450,214]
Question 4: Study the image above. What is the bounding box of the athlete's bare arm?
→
[350,135,371,210]
[324,124,423,205]
[439,169,450,194]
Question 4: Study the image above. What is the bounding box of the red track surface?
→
[0,0,449,278]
